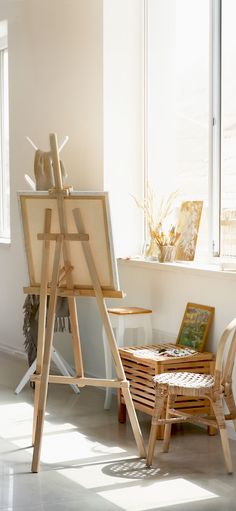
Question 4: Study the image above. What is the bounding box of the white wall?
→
[103,0,144,258]
[0,0,103,353]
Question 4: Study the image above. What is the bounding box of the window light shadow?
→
[98,476,218,510]
[61,461,218,510]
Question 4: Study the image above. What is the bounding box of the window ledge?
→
[117,257,236,281]
[0,237,11,246]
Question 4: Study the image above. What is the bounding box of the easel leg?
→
[31,238,63,473]
[32,291,48,446]
[67,296,84,378]
[100,299,146,457]
[32,209,52,446]
[72,207,146,458]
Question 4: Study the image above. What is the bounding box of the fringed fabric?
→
[23,295,71,366]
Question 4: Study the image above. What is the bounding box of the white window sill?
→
[117,256,236,281]
[0,237,11,246]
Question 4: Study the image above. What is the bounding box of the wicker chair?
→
[146,318,236,473]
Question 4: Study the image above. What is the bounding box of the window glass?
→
[147,0,209,260]
[221,0,236,256]
[0,20,10,241]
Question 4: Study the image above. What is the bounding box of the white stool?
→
[103,307,152,409]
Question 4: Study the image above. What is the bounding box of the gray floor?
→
[1,352,236,511]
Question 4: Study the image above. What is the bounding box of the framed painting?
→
[175,201,203,261]
[176,303,215,352]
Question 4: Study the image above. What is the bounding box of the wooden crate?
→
[119,343,215,437]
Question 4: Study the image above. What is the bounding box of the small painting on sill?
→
[175,201,203,261]
[176,302,214,352]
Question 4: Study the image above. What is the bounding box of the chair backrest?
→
[215,318,236,385]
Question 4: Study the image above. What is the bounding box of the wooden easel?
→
[21,133,146,472]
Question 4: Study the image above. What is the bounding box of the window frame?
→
[0,23,10,243]
[144,0,231,263]
[209,0,221,258]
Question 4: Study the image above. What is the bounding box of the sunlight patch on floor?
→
[98,477,218,510]
[20,432,125,464]
[40,432,125,463]
[0,402,33,420]
[0,401,126,464]
[0,402,77,442]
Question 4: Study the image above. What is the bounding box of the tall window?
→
[0,20,9,242]
[146,0,235,262]
[221,0,236,256]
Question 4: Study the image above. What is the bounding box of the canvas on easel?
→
[20,191,120,293]
[19,133,145,473]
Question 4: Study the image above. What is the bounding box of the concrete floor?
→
[0,351,236,511]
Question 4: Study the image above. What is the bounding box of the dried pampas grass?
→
[133,185,180,247]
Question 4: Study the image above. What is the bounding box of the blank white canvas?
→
[19,191,120,291]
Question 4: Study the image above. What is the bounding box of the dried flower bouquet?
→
[133,186,180,260]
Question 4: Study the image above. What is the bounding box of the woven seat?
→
[147,319,236,474]
[154,372,215,392]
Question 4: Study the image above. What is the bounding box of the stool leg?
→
[116,316,125,346]
[163,394,175,452]
[104,317,125,409]
[15,359,37,394]
[144,316,152,344]
[146,386,167,466]
[51,348,80,394]
[134,315,152,346]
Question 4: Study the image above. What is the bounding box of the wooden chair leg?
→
[163,394,176,453]
[211,397,233,474]
[219,428,233,474]
[118,389,126,423]
[224,393,236,431]
[146,386,167,466]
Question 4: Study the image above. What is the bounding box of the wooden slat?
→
[119,344,214,363]
[122,366,155,380]
[127,379,155,392]
[128,393,155,408]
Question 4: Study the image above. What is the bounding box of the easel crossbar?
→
[31,374,130,388]
[23,286,125,299]
[37,233,89,241]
